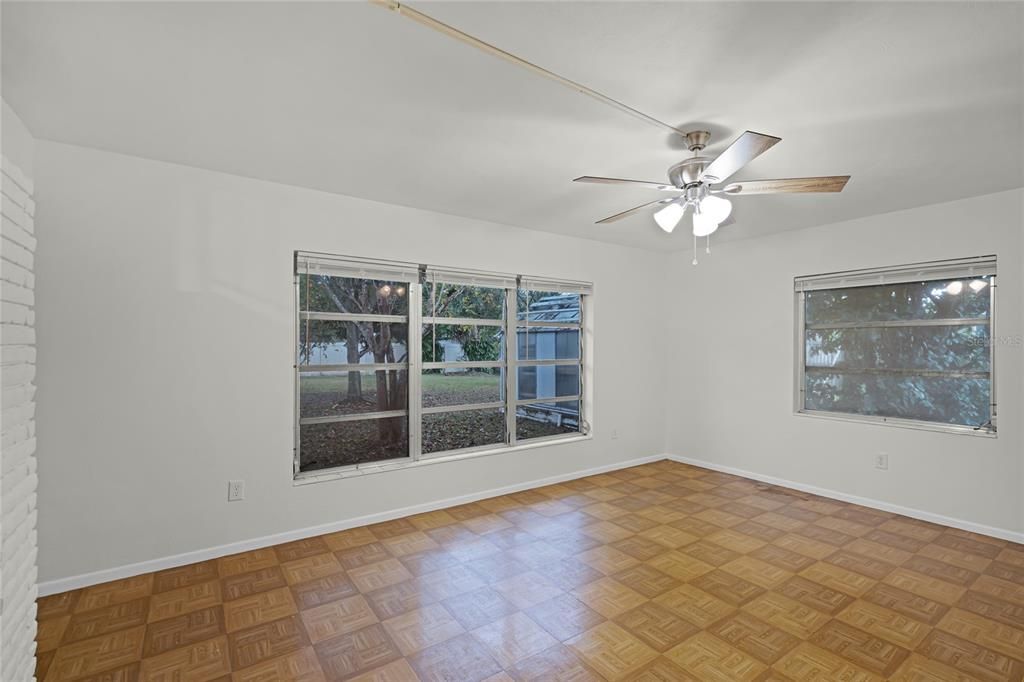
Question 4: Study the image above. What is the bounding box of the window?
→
[295,252,591,477]
[795,256,996,434]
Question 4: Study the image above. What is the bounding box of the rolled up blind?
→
[296,252,420,282]
[795,255,996,292]
[296,252,594,295]
[519,276,594,296]
[424,266,518,290]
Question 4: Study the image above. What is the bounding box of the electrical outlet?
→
[875,453,889,470]
[611,429,619,440]
[228,479,245,501]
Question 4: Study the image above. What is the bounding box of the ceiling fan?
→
[575,130,850,242]
[374,3,851,259]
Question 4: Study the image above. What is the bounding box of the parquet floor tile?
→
[300,595,379,644]
[136,634,232,681]
[706,610,800,664]
[567,621,658,681]
[274,538,331,563]
[143,606,225,657]
[224,587,298,633]
[280,553,343,586]
[936,607,1024,660]
[834,599,932,649]
[406,632,501,682]
[153,560,220,593]
[75,576,154,614]
[217,548,280,578]
[809,619,911,677]
[664,630,767,681]
[959,589,1024,629]
[884,568,967,605]
[889,652,975,682]
[39,592,81,620]
[974,574,1024,607]
[148,580,222,623]
[653,583,736,629]
[226,614,309,671]
[626,655,699,681]
[442,586,518,631]
[822,549,896,581]
[508,642,602,681]
[916,629,1024,681]
[222,567,288,602]
[612,602,698,653]
[335,542,391,571]
[37,614,71,653]
[36,460,1024,680]
[997,546,1024,568]
[382,603,465,655]
[45,626,147,681]
[773,641,883,682]
[231,647,325,682]
[471,612,559,668]
[743,591,831,639]
[524,594,605,643]
[346,657,418,682]
[312,623,402,678]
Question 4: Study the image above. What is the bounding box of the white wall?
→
[1,99,38,682]
[33,140,670,585]
[665,189,1024,537]
[30,137,1024,589]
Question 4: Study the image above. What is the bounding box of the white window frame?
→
[793,255,997,437]
[293,252,593,483]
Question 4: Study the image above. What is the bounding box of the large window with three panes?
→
[295,252,590,476]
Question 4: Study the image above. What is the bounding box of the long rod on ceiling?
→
[372,0,686,137]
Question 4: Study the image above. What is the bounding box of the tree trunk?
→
[345,322,362,399]
[372,325,403,446]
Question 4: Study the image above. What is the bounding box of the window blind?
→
[296,251,593,294]
[795,255,996,292]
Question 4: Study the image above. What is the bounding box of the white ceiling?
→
[3,2,1022,250]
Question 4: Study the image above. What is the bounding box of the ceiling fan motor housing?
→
[668,157,709,188]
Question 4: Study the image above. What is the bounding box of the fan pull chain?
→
[706,234,711,254]
[692,233,698,266]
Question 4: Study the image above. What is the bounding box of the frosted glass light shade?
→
[701,195,732,224]
[692,211,719,237]
[654,202,685,233]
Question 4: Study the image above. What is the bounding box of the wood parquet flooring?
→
[36,461,1024,680]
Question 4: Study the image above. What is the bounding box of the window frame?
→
[793,256,997,437]
[293,252,592,482]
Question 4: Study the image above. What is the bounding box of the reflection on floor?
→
[36,460,1024,681]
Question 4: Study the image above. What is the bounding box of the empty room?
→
[1,1,1023,680]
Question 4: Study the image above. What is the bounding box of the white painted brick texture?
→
[1,155,38,681]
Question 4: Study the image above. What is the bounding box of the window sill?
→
[293,433,593,486]
[794,409,997,438]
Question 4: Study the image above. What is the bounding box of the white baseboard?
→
[41,452,1021,596]
[38,453,669,596]
[667,454,1024,545]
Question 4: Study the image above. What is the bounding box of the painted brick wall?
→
[1,154,38,681]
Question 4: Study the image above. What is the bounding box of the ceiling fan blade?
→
[700,131,781,184]
[574,176,677,192]
[721,176,850,195]
[595,196,677,224]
